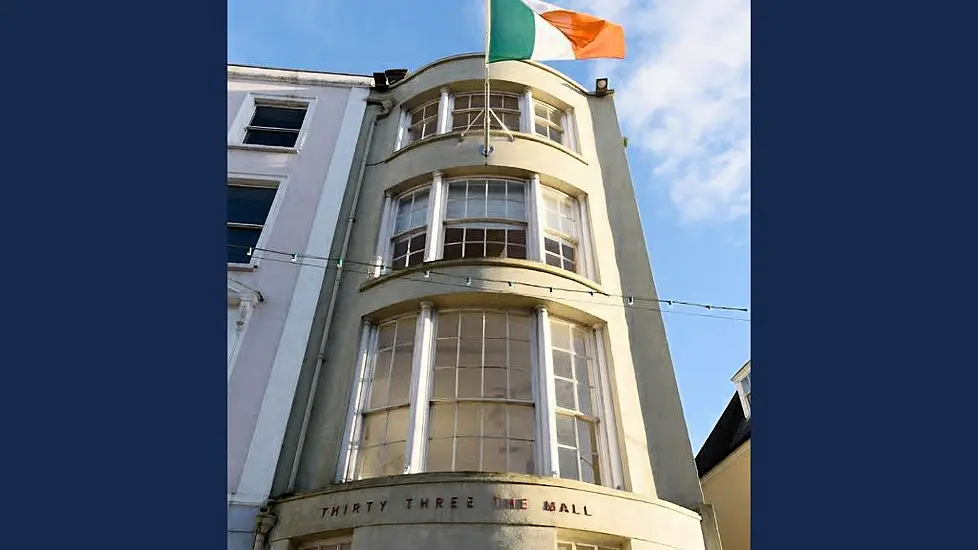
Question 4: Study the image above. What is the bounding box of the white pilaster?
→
[374,193,393,277]
[425,172,445,262]
[405,302,435,473]
[577,194,597,281]
[394,107,409,150]
[530,174,546,262]
[336,318,376,483]
[534,305,559,476]
[521,88,534,133]
[437,87,452,134]
[593,324,625,490]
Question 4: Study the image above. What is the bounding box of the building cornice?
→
[228,64,375,89]
[387,53,591,95]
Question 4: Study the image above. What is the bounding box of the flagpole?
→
[483,0,491,162]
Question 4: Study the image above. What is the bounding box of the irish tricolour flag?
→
[488,0,626,63]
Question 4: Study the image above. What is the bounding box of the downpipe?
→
[286,95,391,492]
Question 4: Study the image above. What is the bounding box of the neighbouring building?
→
[227,64,375,550]
[253,53,723,550]
[696,360,752,550]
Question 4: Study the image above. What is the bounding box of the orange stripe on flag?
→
[539,10,626,60]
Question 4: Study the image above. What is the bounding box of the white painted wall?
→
[226,66,372,550]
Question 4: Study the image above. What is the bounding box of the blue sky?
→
[228,0,750,451]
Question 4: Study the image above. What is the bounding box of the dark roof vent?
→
[385,69,408,85]
[372,72,389,91]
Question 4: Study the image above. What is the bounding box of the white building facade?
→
[227,64,374,550]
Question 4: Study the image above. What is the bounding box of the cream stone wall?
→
[266,53,713,550]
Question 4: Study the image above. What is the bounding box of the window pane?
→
[443,243,462,260]
[483,438,509,471]
[434,339,458,367]
[387,408,409,442]
[551,323,570,350]
[558,447,579,480]
[358,445,381,478]
[382,441,405,475]
[553,351,573,378]
[228,227,262,264]
[509,439,535,474]
[555,379,576,410]
[427,438,454,471]
[396,320,416,344]
[460,312,483,337]
[251,105,306,130]
[509,368,533,400]
[432,368,456,398]
[484,403,507,438]
[556,414,576,447]
[388,374,411,404]
[484,367,507,398]
[378,325,395,348]
[455,437,481,470]
[361,413,387,446]
[368,379,388,409]
[457,368,482,398]
[228,186,277,225]
[509,406,534,439]
[509,341,531,368]
[484,312,507,338]
[510,316,531,341]
[244,129,299,147]
[438,312,460,337]
[429,404,455,439]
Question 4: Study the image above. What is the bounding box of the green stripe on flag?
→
[489,0,535,63]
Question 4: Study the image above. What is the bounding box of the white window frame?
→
[732,361,751,418]
[227,173,288,271]
[227,93,316,153]
[337,305,623,490]
[296,536,353,550]
[391,86,578,151]
[372,173,596,280]
[227,277,261,383]
[451,91,523,134]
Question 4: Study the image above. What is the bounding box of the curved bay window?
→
[390,188,429,270]
[376,174,595,280]
[443,178,527,261]
[393,85,577,151]
[339,305,623,489]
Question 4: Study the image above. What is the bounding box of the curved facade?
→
[264,54,719,550]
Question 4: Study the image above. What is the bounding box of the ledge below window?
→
[228,143,299,154]
[228,262,258,272]
[359,257,605,294]
[387,130,588,165]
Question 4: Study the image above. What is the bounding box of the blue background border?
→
[2,0,972,548]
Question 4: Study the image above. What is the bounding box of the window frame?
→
[338,306,623,490]
[227,174,287,271]
[442,176,530,262]
[388,186,433,271]
[296,537,353,550]
[373,174,596,281]
[227,93,315,153]
[391,87,579,152]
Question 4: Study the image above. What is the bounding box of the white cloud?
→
[568,0,751,223]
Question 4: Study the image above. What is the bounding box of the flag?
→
[488,0,626,63]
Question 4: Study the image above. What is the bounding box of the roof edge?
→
[227,64,375,88]
[386,53,591,95]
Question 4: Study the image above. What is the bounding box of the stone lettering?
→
[343,504,348,515]
[420,498,429,509]
[584,506,592,516]
[571,504,579,515]
[331,506,340,517]
[559,503,569,513]
[380,500,388,511]
[466,497,474,508]
[321,507,328,518]
[543,501,556,512]
[451,497,458,509]
[405,498,413,509]
[366,501,374,512]
[436,497,444,509]
[352,503,360,514]
[519,499,528,510]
